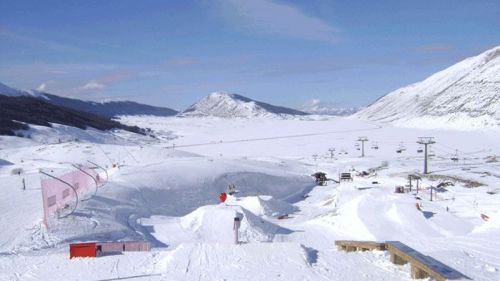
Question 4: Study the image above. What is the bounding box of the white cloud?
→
[216,0,338,43]
[81,80,105,90]
[37,80,54,91]
[37,82,47,91]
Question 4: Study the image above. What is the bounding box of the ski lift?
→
[450,149,459,162]
[371,142,379,150]
[396,143,405,153]
[417,145,423,153]
[428,149,435,157]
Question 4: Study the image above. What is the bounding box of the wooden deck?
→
[336,240,470,281]
[335,240,386,252]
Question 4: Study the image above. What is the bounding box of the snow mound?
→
[227,195,298,217]
[356,45,500,129]
[180,92,308,118]
[0,158,13,166]
[473,211,500,234]
[180,204,290,243]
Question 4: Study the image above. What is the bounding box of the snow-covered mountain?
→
[356,46,500,128]
[180,92,309,118]
[0,82,46,98]
[300,99,360,116]
[0,82,178,118]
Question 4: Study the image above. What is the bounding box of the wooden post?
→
[411,265,430,279]
[390,253,408,265]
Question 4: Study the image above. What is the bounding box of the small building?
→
[339,172,353,182]
[70,241,151,259]
[70,242,97,258]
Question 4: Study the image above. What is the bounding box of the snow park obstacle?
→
[233,217,241,244]
[335,240,470,281]
[69,241,151,259]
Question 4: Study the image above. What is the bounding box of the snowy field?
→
[0,116,499,280]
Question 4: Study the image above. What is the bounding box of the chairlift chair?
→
[451,150,459,162]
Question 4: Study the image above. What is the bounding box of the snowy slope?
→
[0,116,499,280]
[180,92,309,118]
[356,46,500,128]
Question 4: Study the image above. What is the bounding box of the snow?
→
[180,92,307,118]
[0,115,499,280]
[355,46,500,129]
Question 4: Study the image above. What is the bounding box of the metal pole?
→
[88,160,108,186]
[233,217,241,245]
[72,164,98,200]
[357,137,368,157]
[424,144,428,174]
[417,137,435,174]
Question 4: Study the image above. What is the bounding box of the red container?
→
[70,242,97,259]
[219,192,227,203]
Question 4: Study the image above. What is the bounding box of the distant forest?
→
[0,95,145,136]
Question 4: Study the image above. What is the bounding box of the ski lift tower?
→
[417,137,436,174]
[357,137,369,157]
[328,148,335,160]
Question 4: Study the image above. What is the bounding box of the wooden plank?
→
[335,240,386,251]
[386,241,470,281]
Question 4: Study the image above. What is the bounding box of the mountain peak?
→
[181,92,308,118]
[480,45,500,64]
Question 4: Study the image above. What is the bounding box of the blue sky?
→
[1,0,499,110]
